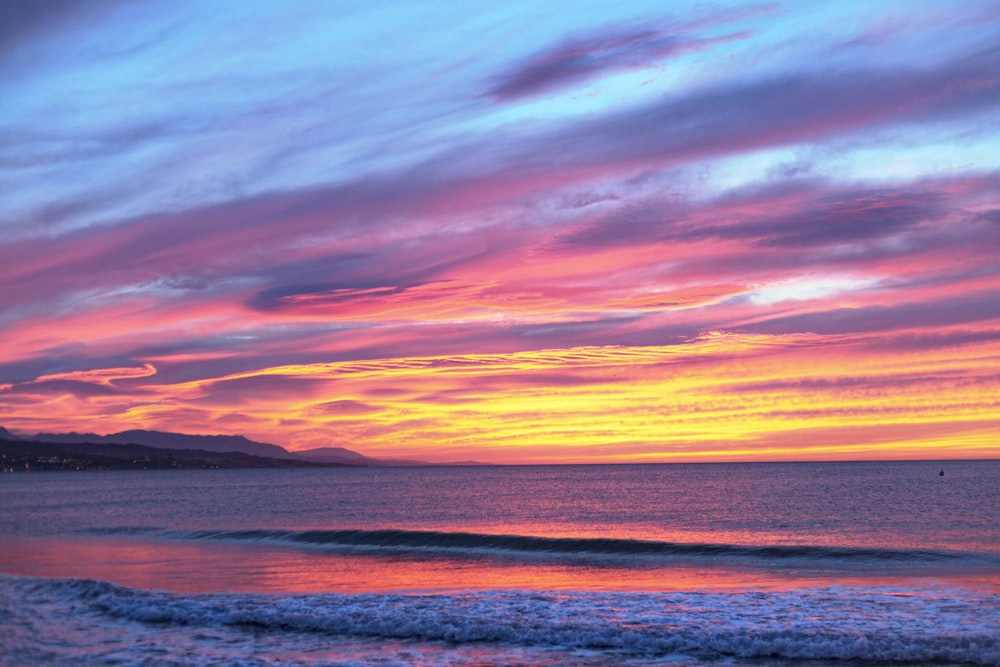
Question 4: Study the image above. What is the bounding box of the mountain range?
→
[0,427,435,467]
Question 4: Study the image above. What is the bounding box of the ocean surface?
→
[1,460,997,666]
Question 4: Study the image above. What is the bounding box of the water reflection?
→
[2,535,996,595]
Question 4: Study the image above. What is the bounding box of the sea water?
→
[1,461,997,666]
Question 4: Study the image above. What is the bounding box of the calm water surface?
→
[2,461,997,666]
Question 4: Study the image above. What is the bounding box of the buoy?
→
[939,469,944,476]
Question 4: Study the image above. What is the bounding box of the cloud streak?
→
[486,25,749,101]
[1,1,998,461]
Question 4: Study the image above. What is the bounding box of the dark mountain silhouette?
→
[291,446,372,464]
[4,427,429,466]
[291,446,431,467]
[25,429,297,459]
[1,426,480,467]
[0,438,342,470]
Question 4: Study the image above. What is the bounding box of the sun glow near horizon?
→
[6,328,997,464]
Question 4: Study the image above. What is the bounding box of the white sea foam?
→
[2,575,997,666]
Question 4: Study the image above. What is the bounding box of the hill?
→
[1,427,474,466]
[26,429,297,459]
[0,438,342,471]
[291,446,431,467]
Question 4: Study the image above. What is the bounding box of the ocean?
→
[1,460,997,666]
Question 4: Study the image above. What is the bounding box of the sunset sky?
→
[2,1,998,463]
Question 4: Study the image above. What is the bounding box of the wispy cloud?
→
[486,25,748,101]
[1,0,998,461]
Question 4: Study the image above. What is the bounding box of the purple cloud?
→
[486,26,725,100]
[743,290,1000,336]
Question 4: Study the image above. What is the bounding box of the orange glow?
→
[4,324,996,463]
[6,533,994,595]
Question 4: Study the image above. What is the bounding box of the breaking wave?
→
[3,574,998,665]
[90,526,992,566]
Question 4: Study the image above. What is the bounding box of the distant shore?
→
[0,438,349,472]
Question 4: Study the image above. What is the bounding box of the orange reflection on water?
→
[2,536,996,595]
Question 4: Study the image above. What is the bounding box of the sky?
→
[1,0,998,463]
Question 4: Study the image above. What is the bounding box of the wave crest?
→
[5,575,998,665]
[105,527,983,565]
